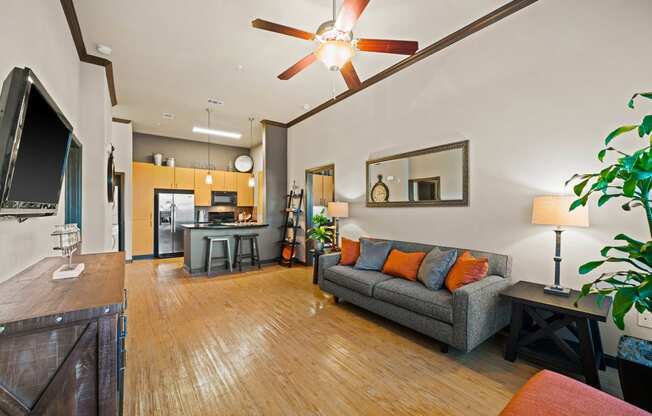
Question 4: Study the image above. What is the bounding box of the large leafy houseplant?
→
[307,210,334,248]
[568,92,652,329]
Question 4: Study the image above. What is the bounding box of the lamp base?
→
[544,284,571,297]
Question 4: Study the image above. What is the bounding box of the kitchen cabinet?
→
[224,171,237,192]
[174,167,195,189]
[311,174,334,206]
[237,172,254,206]
[210,170,226,191]
[194,169,212,207]
[133,162,154,256]
[153,165,174,189]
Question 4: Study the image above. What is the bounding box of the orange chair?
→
[500,370,650,416]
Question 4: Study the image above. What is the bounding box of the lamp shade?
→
[532,195,589,227]
[327,202,349,218]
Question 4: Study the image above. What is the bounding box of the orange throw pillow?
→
[445,251,489,291]
[382,249,427,281]
[340,238,360,265]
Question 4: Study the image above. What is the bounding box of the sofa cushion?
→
[340,238,360,265]
[417,247,458,290]
[382,249,427,281]
[354,239,392,271]
[445,251,489,292]
[324,265,393,297]
[374,278,454,323]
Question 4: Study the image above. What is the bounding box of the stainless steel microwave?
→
[211,191,237,206]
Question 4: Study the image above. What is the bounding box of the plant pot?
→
[313,241,324,252]
[617,335,652,412]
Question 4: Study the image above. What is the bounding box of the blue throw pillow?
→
[417,248,458,290]
[354,239,392,271]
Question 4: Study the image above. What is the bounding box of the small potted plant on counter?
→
[568,91,652,411]
[307,210,334,252]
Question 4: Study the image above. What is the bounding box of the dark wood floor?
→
[124,259,621,415]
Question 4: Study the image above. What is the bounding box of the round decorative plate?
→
[234,154,254,172]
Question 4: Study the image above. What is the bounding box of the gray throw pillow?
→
[354,239,392,271]
[417,248,458,290]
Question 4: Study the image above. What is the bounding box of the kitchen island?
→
[182,223,270,275]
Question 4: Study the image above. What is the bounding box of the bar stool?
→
[233,234,261,271]
[206,236,233,275]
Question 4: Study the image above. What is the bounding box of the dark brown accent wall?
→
[132,132,248,170]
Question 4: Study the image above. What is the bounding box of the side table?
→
[501,281,612,389]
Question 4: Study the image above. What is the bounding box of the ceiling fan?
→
[252,0,419,90]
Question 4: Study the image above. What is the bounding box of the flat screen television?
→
[0,67,73,217]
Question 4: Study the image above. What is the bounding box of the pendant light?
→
[204,108,213,185]
[247,117,255,187]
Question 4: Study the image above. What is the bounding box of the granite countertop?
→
[181,222,269,230]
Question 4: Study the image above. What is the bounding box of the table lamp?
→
[327,201,349,248]
[532,195,589,297]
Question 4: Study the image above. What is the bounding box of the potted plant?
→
[568,91,652,410]
[307,210,334,251]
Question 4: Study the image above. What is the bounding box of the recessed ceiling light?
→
[162,112,175,120]
[96,43,112,55]
[302,103,311,110]
[192,126,241,139]
[208,98,224,106]
[237,64,244,71]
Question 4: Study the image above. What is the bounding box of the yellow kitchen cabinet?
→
[322,175,334,204]
[133,162,154,220]
[174,167,195,189]
[224,171,237,192]
[237,172,254,207]
[153,165,174,189]
[210,170,226,191]
[132,218,154,256]
[194,169,212,207]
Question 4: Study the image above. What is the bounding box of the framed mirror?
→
[366,140,469,207]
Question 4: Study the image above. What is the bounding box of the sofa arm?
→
[317,253,341,287]
[452,275,512,352]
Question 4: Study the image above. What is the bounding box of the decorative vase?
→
[153,153,163,166]
[617,335,652,412]
[166,157,175,168]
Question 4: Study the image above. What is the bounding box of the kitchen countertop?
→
[181,222,269,230]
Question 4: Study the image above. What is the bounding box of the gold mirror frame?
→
[365,140,469,207]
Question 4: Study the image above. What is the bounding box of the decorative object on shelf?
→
[51,224,84,279]
[327,201,349,247]
[166,157,175,168]
[370,174,389,202]
[153,153,163,166]
[203,108,213,185]
[235,155,254,173]
[566,91,652,329]
[107,144,115,203]
[251,0,418,90]
[279,189,304,267]
[531,195,589,297]
[366,140,469,207]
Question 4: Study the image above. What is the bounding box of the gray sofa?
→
[318,238,512,352]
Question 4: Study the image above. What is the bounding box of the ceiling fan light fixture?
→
[315,40,355,71]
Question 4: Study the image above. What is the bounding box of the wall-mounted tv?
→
[0,67,73,217]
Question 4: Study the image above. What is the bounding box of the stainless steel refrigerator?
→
[155,191,195,257]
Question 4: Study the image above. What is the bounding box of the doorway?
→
[305,164,335,264]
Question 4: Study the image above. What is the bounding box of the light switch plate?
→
[638,311,652,329]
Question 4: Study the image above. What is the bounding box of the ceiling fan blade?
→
[335,0,370,32]
[252,19,315,41]
[340,61,361,90]
[356,38,419,55]
[278,54,317,80]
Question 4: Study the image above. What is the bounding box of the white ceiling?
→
[74,0,506,147]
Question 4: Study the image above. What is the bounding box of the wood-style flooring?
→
[124,259,620,416]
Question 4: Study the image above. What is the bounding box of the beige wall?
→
[288,0,652,354]
[0,2,117,282]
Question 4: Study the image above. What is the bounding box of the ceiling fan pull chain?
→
[331,72,336,100]
[332,0,336,21]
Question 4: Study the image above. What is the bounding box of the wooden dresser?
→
[0,252,127,416]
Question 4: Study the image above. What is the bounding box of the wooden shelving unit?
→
[279,189,303,267]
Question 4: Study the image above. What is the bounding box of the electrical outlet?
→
[638,311,652,329]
